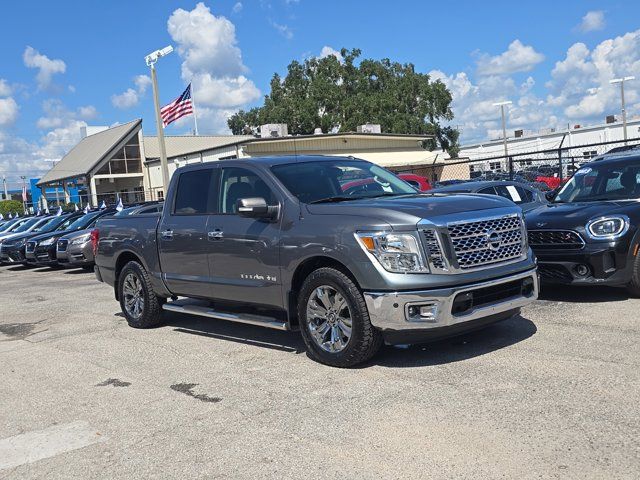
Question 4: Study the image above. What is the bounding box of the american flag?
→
[160,84,194,128]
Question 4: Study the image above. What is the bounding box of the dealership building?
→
[36,120,450,207]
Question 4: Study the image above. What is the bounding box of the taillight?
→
[90,228,99,256]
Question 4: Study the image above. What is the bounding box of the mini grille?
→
[422,229,446,270]
[57,239,69,252]
[528,230,584,249]
[447,215,524,270]
[26,242,36,253]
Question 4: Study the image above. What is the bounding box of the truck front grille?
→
[421,229,446,270]
[447,215,524,270]
[528,230,584,249]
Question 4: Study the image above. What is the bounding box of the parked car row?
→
[0,202,162,269]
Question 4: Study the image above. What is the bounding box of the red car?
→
[342,173,432,194]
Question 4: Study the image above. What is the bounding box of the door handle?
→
[161,229,173,240]
[208,230,224,240]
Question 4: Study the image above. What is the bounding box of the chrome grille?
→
[528,230,584,249]
[421,229,446,270]
[448,215,524,270]
[25,241,36,253]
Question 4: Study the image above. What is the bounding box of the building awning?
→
[37,119,141,186]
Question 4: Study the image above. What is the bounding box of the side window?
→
[478,187,497,196]
[516,186,534,203]
[173,169,215,215]
[405,180,420,189]
[219,167,277,214]
[492,185,528,204]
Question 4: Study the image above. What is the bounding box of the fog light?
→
[574,264,590,277]
[406,302,439,322]
[521,277,535,296]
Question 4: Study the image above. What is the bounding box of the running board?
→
[162,301,288,331]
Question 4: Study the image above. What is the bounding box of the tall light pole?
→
[145,45,173,198]
[610,76,635,144]
[493,101,512,171]
[20,175,26,213]
[2,175,8,201]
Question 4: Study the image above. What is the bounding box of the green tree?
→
[0,200,24,217]
[229,48,460,156]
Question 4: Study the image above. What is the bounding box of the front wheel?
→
[626,248,640,297]
[118,261,163,328]
[298,267,383,367]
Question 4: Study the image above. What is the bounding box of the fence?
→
[391,136,640,188]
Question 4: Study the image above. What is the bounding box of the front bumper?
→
[0,244,26,264]
[534,242,635,286]
[364,268,538,343]
[26,245,58,266]
[57,241,93,267]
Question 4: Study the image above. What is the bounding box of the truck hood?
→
[526,200,637,229]
[58,227,92,241]
[306,193,515,228]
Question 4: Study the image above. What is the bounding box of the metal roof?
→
[143,134,255,160]
[37,119,141,186]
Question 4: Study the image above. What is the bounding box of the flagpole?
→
[190,81,199,136]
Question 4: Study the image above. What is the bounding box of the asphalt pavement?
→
[0,264,639,479]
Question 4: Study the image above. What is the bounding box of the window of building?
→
[95,136,142,175]
[583,150,598,160]
[489,161,502,171]
[219,155,237,160]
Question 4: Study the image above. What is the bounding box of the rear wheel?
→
[298,267,382,367]
[626,247,640,297]
[118,261,163,328]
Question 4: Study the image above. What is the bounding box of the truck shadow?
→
[538,284,630,303]
[165,312,306,354]
[162,311,536,367]
[372,314,537,368]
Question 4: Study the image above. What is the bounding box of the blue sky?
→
[1,1,640,188]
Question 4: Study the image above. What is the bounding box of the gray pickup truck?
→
[94,155,538,367]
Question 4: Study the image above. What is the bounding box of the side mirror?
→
[236,197,278,219]
[545,190,557,201]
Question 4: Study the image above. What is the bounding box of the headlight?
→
[586,215,629,240]
[39,237,57,246]
[70,233,91,245]
[356,232,429,273]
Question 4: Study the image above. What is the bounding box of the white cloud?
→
[111,75,152,109]
[22,46,66,90]
[36,99,97,130]
[578,11,605,33]
[270,21,293,39]
[232,2,243,14]
[0,79,12,97]
[476,40,545,76]
[168,2,248,79]
[319,46,343,62]
[167,2,261,133]
[0,98,19,126]
[433,29,640,144]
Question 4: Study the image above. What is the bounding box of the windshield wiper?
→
[308,196,359,204]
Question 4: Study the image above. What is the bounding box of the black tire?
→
[297,267,383,367]
[118,260,163,328]
[627,249,640,297]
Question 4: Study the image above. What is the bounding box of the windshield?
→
[555,159,640,203]
[3,219,29,232]
[32,217,56,232]
[13,218,41,232]
[271,160,416,203]
[37,215,71,233]
[65,211,101,231]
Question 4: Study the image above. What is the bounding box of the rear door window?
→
[173,169,217,215]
